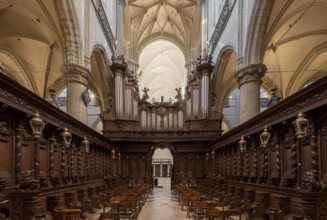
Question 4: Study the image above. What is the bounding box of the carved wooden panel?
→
[269,150,277,177]
[53,147,60,177]
[121,159,129,177]
[249,149,254,177]
[39,145,47,177]
[22,144,31,171]
[320,120,327,181]
[195,157,203,177]
[139,160,145,177]
[0,141,9,172]
[282,148,292,177]
[257,151,263,177]
[302,144,311,174]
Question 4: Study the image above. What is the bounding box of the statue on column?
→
[141,87,149,101]
[46,89,60,107]
[267,88,281,107]
[175,88,182,102]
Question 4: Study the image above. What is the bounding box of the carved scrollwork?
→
[17,170,39,191]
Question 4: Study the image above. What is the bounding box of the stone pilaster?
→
[61,63,91,124]
[196,53,214,119]
[235,64,266,124]
[110,55,127,119]
[116,0,126,55]
[201,0,208,51]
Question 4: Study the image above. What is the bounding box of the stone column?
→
[62,64,90,124]
[124,81,133,119]
[235,64,266,124]
[139,101,147,129]
[196,56,214,119]
[201,0,208,50]
[153,165,155,177]
[110,55,127,119]
[191,82,200,119]
[160,164,162,177]
[116,0,125,55]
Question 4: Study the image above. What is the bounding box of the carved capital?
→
[235,64,266,86]
[196,62,214,77]
[61,63,91,86]
[110,55,127,75]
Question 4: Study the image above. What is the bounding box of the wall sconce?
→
[111,148,116,159]
[293,111,309,139]
[260,126,271,149]
[211,150,215,159]
[205,152,209,160]
[239,135,247,153]
[61,126,72,147]
[29,110,45,140]
[81,135,90,153]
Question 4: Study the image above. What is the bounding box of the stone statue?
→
[268,88,281,107]
[141,87,149,101]
[175,88,182,102]
[47,89,59,107]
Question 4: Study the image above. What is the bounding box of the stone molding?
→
[61,63,91,86]
[208,0,236,54]
[235,63,267,86]
[91,0,116,55]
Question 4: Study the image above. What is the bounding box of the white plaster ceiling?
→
[263,0,327,97]
[126,0,199,102]
[0,1,62,96]
[138,40,186,102]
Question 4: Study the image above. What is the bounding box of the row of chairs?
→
[175,184,242,220]
[99,184,152,220]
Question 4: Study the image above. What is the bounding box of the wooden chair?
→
[190,201,209,220]
[118,200,136,220]
[99,212,120,220]
[206,209,242,220]
[209,201,225,211]
[61,209,81,220]
[103,202,119,214]
[34,213,46,220]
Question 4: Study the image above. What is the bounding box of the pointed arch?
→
[54,0,82,65]
[244,0,275,66]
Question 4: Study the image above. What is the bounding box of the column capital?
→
[235,63,267,86]
[196,50,214,77]
[61,63,91,86]
[201,0,207,5]
[110,55,127,76]
[117,0,126,7]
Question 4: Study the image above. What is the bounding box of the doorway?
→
[152,147,173,190]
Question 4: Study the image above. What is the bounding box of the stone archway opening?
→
[150,144,175,190]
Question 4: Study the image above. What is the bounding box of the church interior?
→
[0,0,327,219]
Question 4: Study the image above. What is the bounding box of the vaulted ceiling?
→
[263,0,327,97]
[125,0,201,58]
[125,0,201,101]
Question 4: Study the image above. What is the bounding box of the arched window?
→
[223,87,269,129]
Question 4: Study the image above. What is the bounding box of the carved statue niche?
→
[301,171,327,192]
[17,170,40,191]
